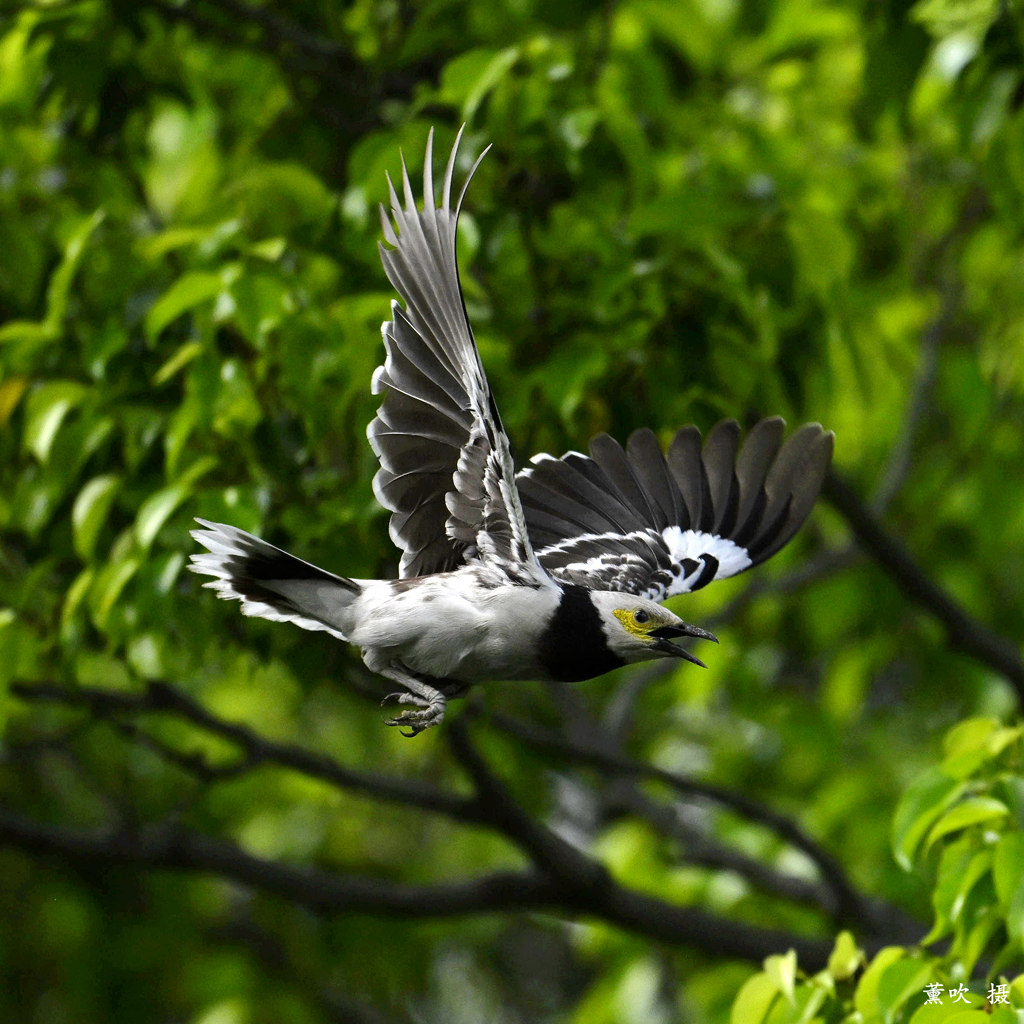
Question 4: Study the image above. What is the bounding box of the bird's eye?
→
[633,609,650,624]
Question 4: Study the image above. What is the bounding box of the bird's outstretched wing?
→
[516,418,833,601]
[369,127,547,585]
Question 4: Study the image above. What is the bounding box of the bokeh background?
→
[2,0,1024,1021]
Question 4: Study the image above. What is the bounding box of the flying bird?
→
[190,127,833,735]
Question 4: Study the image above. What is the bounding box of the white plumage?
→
[190,127,833,735]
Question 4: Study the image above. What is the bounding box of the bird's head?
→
[589,592,718,666]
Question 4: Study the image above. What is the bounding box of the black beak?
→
[650,623,719,667]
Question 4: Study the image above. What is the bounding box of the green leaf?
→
[924,796,1008,851]
[764,950,798,1004]
[440,46,521,121]
[943,717,1001,758]
[144,101,221,220]
[731,973,781,1024]
[45,209,105,332]
[226,272,294,346]
[876,958,934,1019]
[993,833,1024,946]
[908,1006,990,1024]
[22,380,88,464]
[88,556,141,630]
[853,947,906,1018]
[231,163,335,234]
[134,457,216,550]
[0,320,54,347]
[893,768,966,870]
[941,718,1021,778]
[144,271,223,343]
[71,474,121,560]
[248,237,287,261]
[911,0,1001,39]
[152,341,203,386]
[786,198,853,300]
[0,210,106,348]
[924,839,970,944]
[826,931,863,981]
[954,906,1002,977]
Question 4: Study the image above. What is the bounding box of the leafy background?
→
[2,0,1024,1021]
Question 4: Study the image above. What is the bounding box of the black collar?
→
[537,585,626,682]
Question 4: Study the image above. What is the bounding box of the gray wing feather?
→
[368,127,546,584]
[625,428,685,530]
[701,419,741,534]
[666,426,708,530]
[518,419,833,601]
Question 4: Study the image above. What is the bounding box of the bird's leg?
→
[364,652,447,736]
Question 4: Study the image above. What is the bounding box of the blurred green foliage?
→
[2,0,1024,1021]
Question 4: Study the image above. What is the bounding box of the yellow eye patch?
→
[613,608,657,642]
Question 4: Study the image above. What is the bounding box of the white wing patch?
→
[661,528,752,580]
[535,526,755,601]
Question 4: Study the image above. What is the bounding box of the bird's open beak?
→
[650,623,719,667]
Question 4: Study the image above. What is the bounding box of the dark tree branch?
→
[822,469,1024,700]
[0,806,553,915]
[12,682,482,822]
[600,779,922,943]
[447,718,612,895]
[485,711,874,927]
[7,682,924,963]
[0,805,838,967]
[602,777,834,906]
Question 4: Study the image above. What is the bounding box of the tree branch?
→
[822,469,1024,699]
[7,684,924,963]
[447,718,613,896]
[485,710,876,927]
[12,681,482,822]
[0,805,838,967]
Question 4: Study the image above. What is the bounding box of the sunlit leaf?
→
[22,380,88,464]
[892,768,966,870]
[152,341,203,386]
[144,272,222,343]
[764,950,798,1005]
[443,46,521,122]
[826,931,863,981]
[853,947,907,1018]
[0,376,29,426]
[87,556,141,630]
[71,473,121,560]
[730,973,781,1024]
[924,796,1008,851]
[993,834,1024,946]
[134,457,216,550]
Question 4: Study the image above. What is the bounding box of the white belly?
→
[346,571,558,682]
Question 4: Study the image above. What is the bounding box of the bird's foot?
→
[381,691,446,737]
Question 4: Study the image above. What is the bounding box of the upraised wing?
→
[516,418,833,601]
[369,127,547,585]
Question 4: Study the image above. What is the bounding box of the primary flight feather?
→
[190,127,834,735]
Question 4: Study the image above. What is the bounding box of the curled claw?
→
[381,689,445,736]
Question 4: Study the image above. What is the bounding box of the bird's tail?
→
[189,519,360,640]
